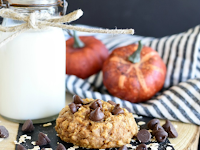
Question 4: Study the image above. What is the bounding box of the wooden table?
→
[0,93,199,150]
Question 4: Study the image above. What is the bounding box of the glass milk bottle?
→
[0,0,67,123]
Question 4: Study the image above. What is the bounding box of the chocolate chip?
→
[112,104,124,115]
[137,129,151,143]
[119,145,127,150]
[69,103,82,114]
[17,144,27,150]
[152,123,164,136]
[147,119,160,129]
[136,144,147,150]
[22,120,35,132]
[0,126,9,138]
[73,95,83,104]
[162,120,178,138]
[89,107,104,121]
[90,99,102,109]
[155,130,168,143]
[36,132,51,146]
[76,104,82,109]
[108,100,117,106]
[69,103,77,113]
[56,143,67,150]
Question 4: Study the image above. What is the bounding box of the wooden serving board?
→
[0,92,199,150]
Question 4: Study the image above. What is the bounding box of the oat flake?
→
[132,114,143,119]
[166,146,172,150]
[147,143,159,150]
[14,134,31,144]
[28,146,40,150]
[137,121,146,126]
[68,147,75,150]
[73,145,79,149]
[31,141,36,145]
[43,122,52,127]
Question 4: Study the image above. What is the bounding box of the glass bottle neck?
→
[8,0,58,5]
[2,5,59,27]
[9,5,59,16]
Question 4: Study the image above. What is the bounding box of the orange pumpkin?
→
[102,42,166,103]
[66,32,109,79]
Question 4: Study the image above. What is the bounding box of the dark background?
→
[66,0,200,38]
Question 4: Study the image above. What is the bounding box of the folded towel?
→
[65,24,200,125]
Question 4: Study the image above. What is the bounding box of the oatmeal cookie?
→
[55,96,138,149]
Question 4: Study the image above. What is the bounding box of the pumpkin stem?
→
[128,41,143,63]
[73,30,85,48]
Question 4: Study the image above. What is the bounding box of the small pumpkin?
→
[102,41,166,103]
[66,31,109,79]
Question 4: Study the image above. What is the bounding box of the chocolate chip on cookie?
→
[22,120,35,132]
[137,129,151,143]
[112,104,124,115]
[89,107,104,121]
[69,103,82,114]
[119,145,127,150]
[107,100,117,106]
[162,120,178,138]
[136,144,147,150]
[0,126,9,138]
[155,130,168,143]
[56,143,67,150]
[90,99,102,110]
[69,103,77,113]
[17,144,27,150]
[36,132,51,146]
[147,119,160,130]
[73,95,83,104]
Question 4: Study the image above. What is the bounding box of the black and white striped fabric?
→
[65,25,200,125]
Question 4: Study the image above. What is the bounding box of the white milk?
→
[0,27,66,122]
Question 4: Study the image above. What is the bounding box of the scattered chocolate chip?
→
[136,143,147,150]
[162,120,178,138]
[22,120,35,132]
[36,132,51,146]
[152,123,164,136]
[73,95,83,104]
[119,145,127,150]
[0,126,9,138]
[112,104,124,115]
[137,129,151,143]
[56,143,67,150]
[17,144,27,150]
[69,103,82,114]
[89,107,104,121]
[108,100,117,106]
[147,119,160,129]
[90,99,102,110]
[155,130,168,143]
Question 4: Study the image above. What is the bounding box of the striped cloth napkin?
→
[65,24,200,125]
